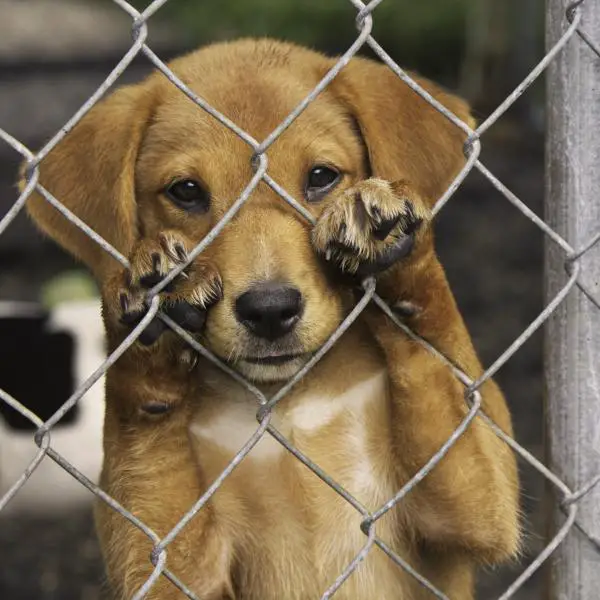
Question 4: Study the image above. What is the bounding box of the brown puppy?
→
[22,39,519,599]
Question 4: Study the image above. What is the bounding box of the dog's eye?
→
[305,166,340,202]
[165,179,210,212]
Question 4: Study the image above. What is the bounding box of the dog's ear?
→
[20,81,157,280]
[329,57,475,205]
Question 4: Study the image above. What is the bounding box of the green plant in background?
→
[125,0,544,121]
[41,272,99,308]
[132,0,468,83]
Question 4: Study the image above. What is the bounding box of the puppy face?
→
[25,39,472,383]
[135,70,369,381]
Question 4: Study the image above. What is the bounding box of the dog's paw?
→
[312,179,430,277]
[114,231,222,346]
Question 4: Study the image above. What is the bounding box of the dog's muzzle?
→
[235,281,304,341]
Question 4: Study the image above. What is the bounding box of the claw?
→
[353,192,368,230]
[371,205,382,224]
[372,215,401,241]
[119,292,129,314]
[151,252,161,273]
[174,243,187,262]
[140,271,164,289]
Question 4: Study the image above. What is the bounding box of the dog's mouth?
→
[242,353,307,366]
[225,348,313,383]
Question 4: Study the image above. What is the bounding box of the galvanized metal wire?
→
[1,0,599,598]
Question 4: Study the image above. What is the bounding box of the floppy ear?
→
[21,81,157,281]
[330,57,475,205]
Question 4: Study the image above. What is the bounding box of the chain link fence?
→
[0,0,598,598]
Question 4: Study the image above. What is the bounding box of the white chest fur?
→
[189,370,388,469]
[189,370,407,599]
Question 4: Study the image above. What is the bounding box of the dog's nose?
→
[235,282,303,340]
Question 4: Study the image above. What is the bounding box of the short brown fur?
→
[22,39,519,599]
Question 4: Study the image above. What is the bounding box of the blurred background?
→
[0,0,549,598]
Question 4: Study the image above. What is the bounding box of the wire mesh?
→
[0,0,599,598]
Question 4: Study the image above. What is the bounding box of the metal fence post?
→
[546,1,600,599]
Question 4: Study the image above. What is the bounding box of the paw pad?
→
[115,232,223,346]
[313,180,428,276]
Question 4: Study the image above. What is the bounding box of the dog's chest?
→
[190,370,392,504]
[190,370,408,599]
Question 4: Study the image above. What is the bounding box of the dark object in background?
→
[0,307,76,430]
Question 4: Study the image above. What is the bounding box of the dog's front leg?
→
[313,180,520,565]
[95,231,234,599]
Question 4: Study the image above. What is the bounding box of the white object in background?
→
[0,300,106,515]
